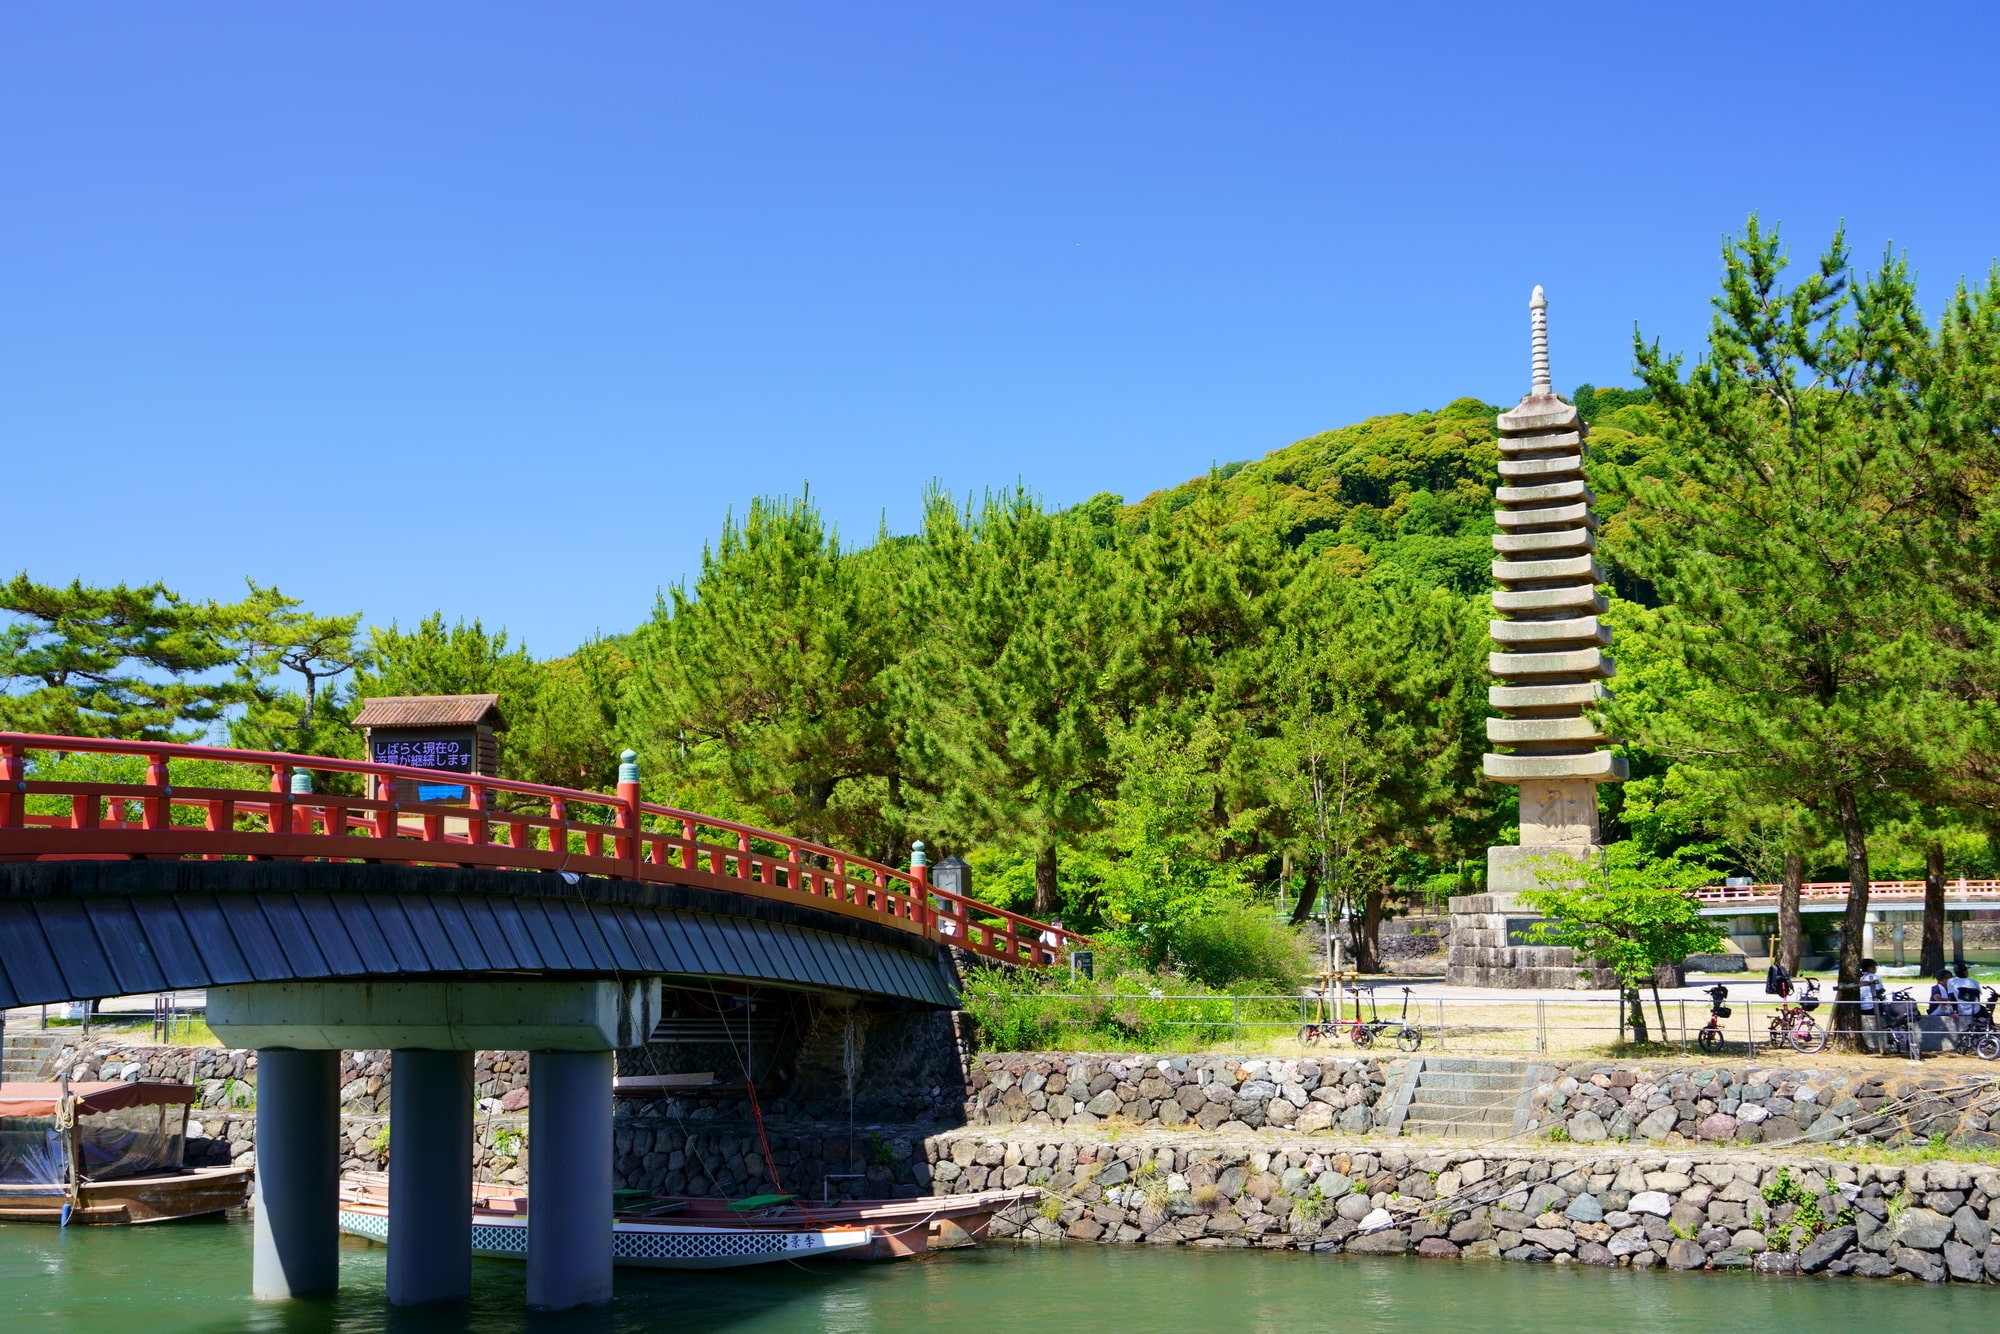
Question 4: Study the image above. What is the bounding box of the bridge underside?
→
[0,860,958,1010]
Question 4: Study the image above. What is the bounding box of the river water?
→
[2,1218,1990,1332]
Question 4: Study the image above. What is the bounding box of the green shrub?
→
[1161,905,1308,991]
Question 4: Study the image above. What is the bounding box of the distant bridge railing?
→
[1693,879,2000,909]
[0,733,1083,970]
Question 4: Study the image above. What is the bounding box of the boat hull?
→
[337,1205,873,1270]
[0,1165,253,1225]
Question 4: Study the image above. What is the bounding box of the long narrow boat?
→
[648,1187,1039,1260]
[0,1081,253,1224]
[337,1176,1038,1267]
[336,1177,874,1270]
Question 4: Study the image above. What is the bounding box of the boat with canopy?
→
[0,1080,252,1224]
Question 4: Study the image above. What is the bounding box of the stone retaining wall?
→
[964,1052,1388,1134]
[1523,1061,1999,1151]
[943,1128,2000,1284]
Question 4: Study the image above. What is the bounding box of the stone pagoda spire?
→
[1446,287,1627,987]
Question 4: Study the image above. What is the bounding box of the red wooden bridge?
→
[1694,879,2000,913]
[0,732,1080,970]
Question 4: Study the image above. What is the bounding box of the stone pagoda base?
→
[1444,891,1613,989]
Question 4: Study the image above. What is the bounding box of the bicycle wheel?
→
[1790,1018,1828,1055]
[1350,1024,1374,1048]
[1979,1033,2000,1062]
[1298,1023,1321,1046]
[1696,1025,1722,1054]
[1397,1026,1423,1052]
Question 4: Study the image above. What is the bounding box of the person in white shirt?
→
[1954,963,1983,1022]
[1858,959,1884,1053]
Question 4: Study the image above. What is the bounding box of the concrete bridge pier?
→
[213,977,659,1312]
[386,1050,474,1306]
[251,1048,340,1300]
[527,1049,613,1310]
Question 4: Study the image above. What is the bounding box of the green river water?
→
[2,1218,1991,1332]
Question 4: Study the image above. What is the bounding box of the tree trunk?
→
[1356,889,1385,974]
[1625,987,1649,1045]
[1920,841,1946,977]
[1287,853,1319,926]
[1831,785,1873,1051]
[1777,852,1803,973]
[1033,844,1059,920]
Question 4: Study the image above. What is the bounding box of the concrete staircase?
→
[1395,1057,1534,1138]
[0,1031,67,1083]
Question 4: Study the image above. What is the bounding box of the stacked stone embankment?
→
[949,1130,2000,1283]
[964,1052,1387,1134]
[1526,1062,2000,1150]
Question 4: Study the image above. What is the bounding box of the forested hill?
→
[1118,387,1664,595]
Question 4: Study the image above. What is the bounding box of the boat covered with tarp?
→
[0,1080,252,1224]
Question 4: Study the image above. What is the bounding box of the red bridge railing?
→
[0,733,1084,970]
[1694,879,2000,907]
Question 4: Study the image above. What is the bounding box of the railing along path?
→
[0,733,1081,970]
[1694,879,2000,907]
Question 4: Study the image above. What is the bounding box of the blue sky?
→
[4,4,1996,655]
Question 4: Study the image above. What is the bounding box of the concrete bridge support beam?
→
[527,1049,614,1310]
[386,1049,474,1307]
[252,1048,340,1300]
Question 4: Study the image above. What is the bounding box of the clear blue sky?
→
[5,4,1996,655]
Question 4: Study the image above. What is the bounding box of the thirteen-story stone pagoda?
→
[1445,287,1627,988]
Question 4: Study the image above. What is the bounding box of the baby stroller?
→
[1880,988,1922,1058]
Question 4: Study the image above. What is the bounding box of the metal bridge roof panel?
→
[591,904,645,973]
[516,896,580,972]
[292,895,366,978]
[699,914,760,980]
[218,897,293,981]
[360,896,433,974]
[130,898,213,990]
[754,921,811,984]
[671,914,726,978]
[32,899,117,1000]
[455,897,521,970]
[559,900,619,972]
[81,899,168,995]
[0,907,63,1005]
[486,898,550,969]
[740,918,801,984]
[427,896,490,972]
[630,910,691,974]
[259,897,333,979]
[172,897,255,986]
[791,930,851,991]
[398,896,465,973]
[536,899,594,971]
[332,897,402,974]
[604,906,661,973]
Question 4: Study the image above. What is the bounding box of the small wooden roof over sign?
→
[353,694,508,731]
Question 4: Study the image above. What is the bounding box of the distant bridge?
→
[1693,879,2000,917]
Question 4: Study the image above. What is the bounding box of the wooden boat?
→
[0,1080,252,1224]
[337,1177,875,1270]
[648,1187,1040,1260]
[337,1175,1039,1267]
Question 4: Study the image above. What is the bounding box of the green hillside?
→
[1122,386,1666,596]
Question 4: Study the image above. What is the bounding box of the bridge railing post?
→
[0,741,22,830]
[910,841,930,931]
[143,752,170,830]
[616,751,641,880]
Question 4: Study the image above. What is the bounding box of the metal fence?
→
[967,986,1963,1063]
